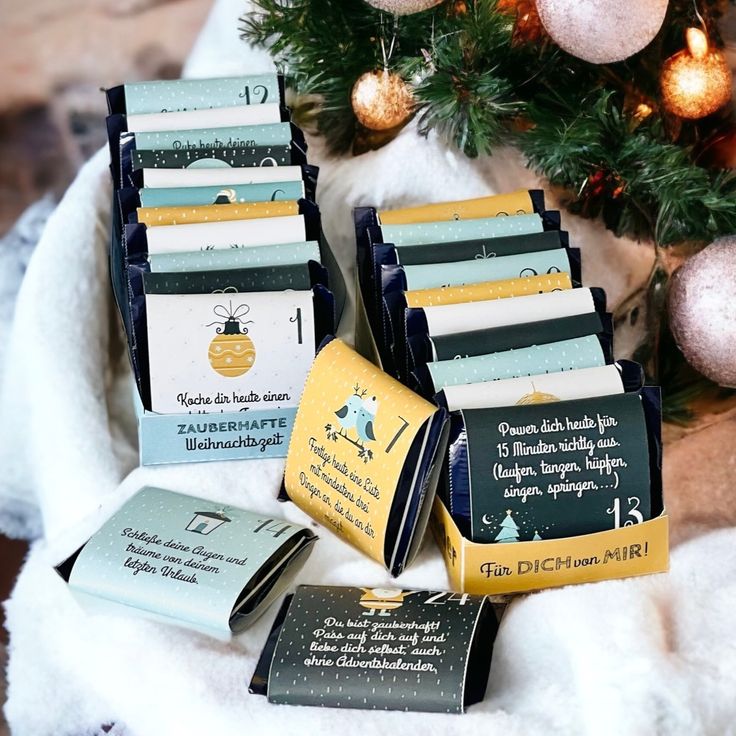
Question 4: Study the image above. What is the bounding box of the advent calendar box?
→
[104,73,345,466]
[351,192,670,594]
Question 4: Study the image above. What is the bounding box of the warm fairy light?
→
[660,27,733,119]
[686,27,708,60]
[634,102,653,121]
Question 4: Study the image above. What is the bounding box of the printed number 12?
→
[239,84,269,103]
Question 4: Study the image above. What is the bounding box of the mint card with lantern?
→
[55,486,317,639]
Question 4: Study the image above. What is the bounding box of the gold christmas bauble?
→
[661,28,733,119]
[351,70,414,131]
[668,236,736,387]
[208,332,256,377]
[364,0,443,15]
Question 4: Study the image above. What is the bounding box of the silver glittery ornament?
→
[668,236,736,387]
[364,0,444,15]
[536,0,669,64]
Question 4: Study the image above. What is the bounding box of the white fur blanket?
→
[2,1,736,734]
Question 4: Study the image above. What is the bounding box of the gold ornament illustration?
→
[516,382,560,405]
[207,301,256,378]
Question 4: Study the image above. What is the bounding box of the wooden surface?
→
[0,536,27,735]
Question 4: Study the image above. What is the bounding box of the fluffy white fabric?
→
[2,1,734,734]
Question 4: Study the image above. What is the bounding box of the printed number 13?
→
[607,497,644,527]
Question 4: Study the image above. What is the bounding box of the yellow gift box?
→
[432,497,669,595]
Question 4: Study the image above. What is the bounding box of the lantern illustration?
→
[207,301,256,378]
[186,510,232,535]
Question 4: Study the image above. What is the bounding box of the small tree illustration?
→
[494,510,520,543]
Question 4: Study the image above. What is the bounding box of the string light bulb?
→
[660,26,733,119]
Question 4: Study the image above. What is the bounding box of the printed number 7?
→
[385,416,409,454]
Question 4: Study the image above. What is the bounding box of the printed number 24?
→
[424,592,470,605]
[607,497,644,527]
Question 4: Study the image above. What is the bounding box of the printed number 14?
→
[254,519,292,538]
[607,497,644,527]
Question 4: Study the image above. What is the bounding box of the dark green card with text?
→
[457,392,655,542]
[251,585,497,713]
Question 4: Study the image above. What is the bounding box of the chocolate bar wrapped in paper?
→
[56,486,317,639]
[282,338,448,576]
[250,585,498,713]
[438,373,663,544]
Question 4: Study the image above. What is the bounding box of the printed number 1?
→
[385,416,409,454]
[290,308,303,344]
[606,497,644,527]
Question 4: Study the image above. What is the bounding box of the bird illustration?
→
[334,393,363,435]
[356,395,378,446]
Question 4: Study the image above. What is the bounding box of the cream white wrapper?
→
[142,165,303,189]
[126,103,282,132]
[423,288,595,337]
[442,364,625,411]
[146,290,315,414]
[144,215,306,255]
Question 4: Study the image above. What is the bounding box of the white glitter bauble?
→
[536,0,669,64]
[364,0,444,15]
[668,236,736,387]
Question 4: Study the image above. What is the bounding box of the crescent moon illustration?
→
[482,514,493,525]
